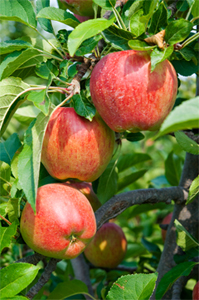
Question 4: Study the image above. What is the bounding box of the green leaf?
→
[118,169,148,191]
[75,35,102,56]
[174,131,199,155]
[68,18,114,56]
[165,151,182,186]
[14,105,40,125]
[148,2,168,34]
[97,160,118,204]
[103,26,134,50]
[175,220,199,252]
[129,203,169,218]
[0,133,22,165]
[71,94,96,121]
[128,0,144,18]
[128,40,156,51]
[117,153,151,173]
[186,175,199,205]
[130,9,145,37]
[174,247,199,264]
[0,203,8,218]
[6,198,19,222]
[107,273,157,300]
[191,0,199,17]
[37,7,79,28]
[93,0,115,10]
[47,279,89,300]
[0,49,45,80]
[0,40,32,55]
[0,162,11,197]
[27,90,50,116]
[3,296,29,300]
[172,59,199,76]
[125,132,145,142]
[165,19,193,46]
[141,237,161,256]
[150,46,174,72]
[0,0,37,28]
[155,97,199,138]
[0,77,30,137]
[0,221,18,254]
[155,261,198,300]
[140,0,159,26]
[36,0,53,34]
[0,263,40,298]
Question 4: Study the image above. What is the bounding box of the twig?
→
[16,253,45,265]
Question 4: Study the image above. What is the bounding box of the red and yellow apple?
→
[41,107,115,182]
[60,0,95,17]
[84,222,127,268]
[193,281,199,300]
[64,181,101,212]
[20,183,97,259]
[90,50,178,133]
[161,213,173,242]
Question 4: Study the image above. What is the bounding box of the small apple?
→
[90,50,178,133]
[161,213,173,242]
[74,14,91,22]
[20,183,97,259]
[41,107,115,182]
[64,181,101,212]
[193,281,199,300]
[60,0,95,17]
[84,222,127,268]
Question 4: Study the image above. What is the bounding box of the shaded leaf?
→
[93,0,115,10]
[118,169,148,191]
[165,151,182,186]
[0,133,21,165]
[27,90,50,116]
[0,162,11,197]
[165,19,193,46]
[103,26,134,50]
[0,40,32,55]
[175,220,199,252]
[117,153,151,173]
[71,94,96,121]
[148,2,168,34]
[36,0,53,33]
[0,221,18,254]
[186,175,199,205]
[174,131,199,155]
[6,198,19,222]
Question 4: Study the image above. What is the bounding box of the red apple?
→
[74,14,91,22]
[60,0,95,17]
[41,107,115,182]
[161,213,173,242]
[193,281,199,300]
[20,183,97,259]
[84,222,127,268]
[90,50,178,133]
[64,181,101,211]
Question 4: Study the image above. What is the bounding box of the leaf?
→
[174,247,199,264]
[36,0,53,33]
[174,131,199,155]
[186,175,199,205]
[75,35,102,56]
[0,133,22,165]
[47,279,89,300]
[0,203,8,218]
[3,296,29,300]
[93,0,115,10]
[150,46,174,71]
[37,7,79,28]
[129,203,169,218]
[71,94,96,121]
[155,97,199,138]
[175,220,199,252]
[107,273,157,300]
[103,26,134,51]
[148,2,168,34]
[27,90,50,115]
[128,40,156,51]
[141,237,161,256]
[0,221,18,254]
[0,48,45,80]
[165,151,182,186]
[125,132,145,142]
[129,9,145,37]
[128,0,144,18]
[192,0,199,17]
[0,77,30,137]
[0,0,37,28]
[165,19,193,46]
[68,18,114,56]
[0,40,32,55]
[0,263,40,298]
[6,198,19,222]
[172,59,199,76]
[155,261,198,300]
[140,0,159,26]
[97,160,118,204]
[0,162,11,197]
[117,153,151,173]
[118,169,148,191]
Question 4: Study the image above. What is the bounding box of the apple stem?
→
[180,32,199,49]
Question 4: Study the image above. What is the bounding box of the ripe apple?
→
[60,0,95,17]
[90,50,178,133]
[161,213,173,242]
[64,181,101,212]
[20,183,97,259]
[84,222,127,268]
[41,107,115,182]
[74,14,91,22]
[193,281,199,300]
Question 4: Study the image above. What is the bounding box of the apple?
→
[74,14,91,22]
[41,107,115,182]
[161,213,173,242]
[90,50,178,133]
[60,0,95,17]
[193,281,199,300]
[20,183,97,259]
[84,222,127,268]
[64,181,101,212]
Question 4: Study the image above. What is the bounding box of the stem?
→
[112,6,126,30]
[185,2,195,21]
[181,32,199,49]
[191,16,199,23]
[0,215,12,226]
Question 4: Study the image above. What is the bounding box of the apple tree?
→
[0,0,199,299]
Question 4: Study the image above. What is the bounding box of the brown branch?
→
[95,186,187,229]
[16,253,45,265]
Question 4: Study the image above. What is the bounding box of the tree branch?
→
[16,253,45,265]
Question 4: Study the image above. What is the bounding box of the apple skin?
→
[161,213,173,242]
[193,281,199,300]
[90,50,178,133]
[84,222,127,268]
[20,183,97,260]
[41,107,115,182]
[64,181,101,212]
[60,0,94,17]
[74,14,91,22]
